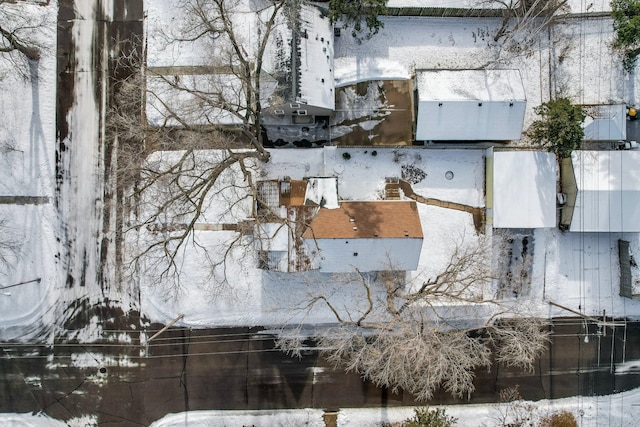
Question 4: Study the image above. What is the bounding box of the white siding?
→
[307,238,423,273]
[416,99,526,141]
[415,69,526,141]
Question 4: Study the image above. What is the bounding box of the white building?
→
[563,150,640,232]
[303,201,423,273]
[144,0,335,128]
[262,2,335,119]
[582,104,627,141]
[486,149,557,229]
[414,69,526,141]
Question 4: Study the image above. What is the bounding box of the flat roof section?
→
[492,151,557,228]
[570,150,640,232]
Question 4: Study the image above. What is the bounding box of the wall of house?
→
[307,237,423,273]
[415,99,526,141]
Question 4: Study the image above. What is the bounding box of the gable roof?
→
[303,201,423,239]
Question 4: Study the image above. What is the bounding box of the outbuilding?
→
[486,149,557,229]
[415,69,526,141]
[582,104,627,141]
[561,150,640,232]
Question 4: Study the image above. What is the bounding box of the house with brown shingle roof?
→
[303,201,423,273]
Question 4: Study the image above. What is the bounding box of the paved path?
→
[398,179,486,233]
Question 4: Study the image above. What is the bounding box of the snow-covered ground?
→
[5,386,640,426]
[0,0,57,340]
[140,147,488,327]
[3,0,640,424]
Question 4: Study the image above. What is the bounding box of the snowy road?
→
[2,319,640,424]
[55,0,144,331]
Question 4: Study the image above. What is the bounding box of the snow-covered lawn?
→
[6,386,639,426]
[0,0,57,340]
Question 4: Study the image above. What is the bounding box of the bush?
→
[329,0,388,38]
[372,150,378,156]
[540,410,578,427]
[529,98,585,159]
[401,407,457,427]
[342,152,351,160]
[612,0,640,72]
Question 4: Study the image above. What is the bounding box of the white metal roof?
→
[492,151,557,228]
[415,69,526,140]
[570,150,640,232]
[264,3,334,111]
[297,4,334,111]
[416,69,526,102]
[582,104,627,141]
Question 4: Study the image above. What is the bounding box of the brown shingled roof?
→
[303,201,423,239]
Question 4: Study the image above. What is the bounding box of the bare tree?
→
[0,216,22,276]
[276,234,550,401]
[479,0,569,46]
[0,0,49,78]
[116,0,311,294]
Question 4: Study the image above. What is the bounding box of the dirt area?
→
[332,79,414,146]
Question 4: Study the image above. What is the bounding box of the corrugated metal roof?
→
[570,151,640,232]
[303,201,423,239]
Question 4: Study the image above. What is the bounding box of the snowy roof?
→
[304,177,339,208]
[570,150,640,232]
[492,151,557,228]
[582,104,627,141]
[266,3,334,111]
[303,201,423,239]
[416,69,526,102]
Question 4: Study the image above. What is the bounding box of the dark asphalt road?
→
[2,317,640,425]
[11,0,635,424]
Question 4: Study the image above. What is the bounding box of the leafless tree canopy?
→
[480,0,569,45]
[0,216,22,276]
[117,1,296,293]
[277,234,550,401]
[0,0,49,77]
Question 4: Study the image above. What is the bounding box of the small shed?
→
[565,150,640,232]
[582,104,627,141]
[303,201,423,273]
[415,69,526,141]
[487,149,557,229]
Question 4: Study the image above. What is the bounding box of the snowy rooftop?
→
[295,3,335,111]
[416,69,526,102]
[582,104,627,141]
[491,151,557,229]
[305,177,339,208]
[570,151,640,232]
